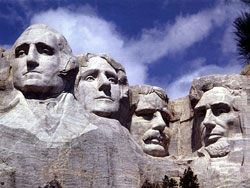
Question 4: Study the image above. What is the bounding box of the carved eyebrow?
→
[194,105,206,114]
[80,69,99,79]
[15,43,29,50]
[135,108,155,115]
[105,71,117,78]
[211,103,231,110]
[105,71,118,83]
[36,42,55,55]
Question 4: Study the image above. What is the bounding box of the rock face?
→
[0,24,250,187]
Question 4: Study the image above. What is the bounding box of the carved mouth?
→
[205,133,223,145]
[206,133,223,139]
[23,71,41,75]
[143,135,163,145]
[95,96,113,101]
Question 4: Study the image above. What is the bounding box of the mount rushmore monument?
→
[0,24,249,187]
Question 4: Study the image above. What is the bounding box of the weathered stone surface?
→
[188,74,250,187]
[193,86,242,158]
[75,53,129,125]
[128,85,171,157]
[10,24,78,99]
[0,121,143,187]
[1,24,250,187]
[169,96,193,157]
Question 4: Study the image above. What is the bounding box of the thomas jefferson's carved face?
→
[12,28,65,95]
[77,57,120,117]
[130,93,170,157]
[194,87,240,157]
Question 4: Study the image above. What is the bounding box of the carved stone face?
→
[77,56,120,117]
[194,87,240,157]
[12,28,65,95]
[130,93,170,157]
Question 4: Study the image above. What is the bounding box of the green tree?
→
[162,175,178,188]
[241,0,250,4]
[141,179,160,188]
[234,3,250,64]
[179,167,199,188]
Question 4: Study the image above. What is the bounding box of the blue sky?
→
[0,0,247,99]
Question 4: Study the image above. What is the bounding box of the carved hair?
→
[11,24,78,92]
[130,85,169,108]
[75,53,129,100]
[74,53,129,124]
[126,85,170,130]
[190,81,240,110]
[12,24,78,76]
[75,53,128,86]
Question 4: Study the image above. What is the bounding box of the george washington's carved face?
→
[12,27,65,96]
[130,93,170,157]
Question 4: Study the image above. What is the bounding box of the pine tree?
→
[233,1,250,64]
[141,179,161,188]
[162,175,178,188]
[179,167,199,188]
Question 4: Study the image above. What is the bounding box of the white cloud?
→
[221,26,237,54]
[24,2,243,86]
[30,8,147,84]
[189,57,206,69]
[166,61,242,99]
[220,2,246,54]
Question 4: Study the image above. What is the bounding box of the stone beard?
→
[194,87,241,158]
[129,85,171,157]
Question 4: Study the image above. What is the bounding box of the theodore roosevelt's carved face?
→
[12,26,65,96]
[194,87,240,157]
[77,56,120,117]
[130,92,171,157]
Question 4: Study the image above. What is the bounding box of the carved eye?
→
[85,75,95,82]
[198,111,206,118]
[17,50,26,57]
[15,44,29,58]
[36,43,54,56]
[161,111,170,125]
[106,72,118,84]
[43,48,52,55]
[214,108,228,116]
[139,113,154,121]
[195,109,206,119]
[108,77,116,84]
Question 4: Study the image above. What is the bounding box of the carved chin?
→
[205,140,231,158]
[90,103,119,118]
[143,144,168,157]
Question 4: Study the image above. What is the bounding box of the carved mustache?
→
[95,96,114,101]
[203,132,224,146]
[142,130,170,146]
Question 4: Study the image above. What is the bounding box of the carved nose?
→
[98,75,111,92]
[152,111,165,132]
[26,44,39,68]
[203,109,216,129]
